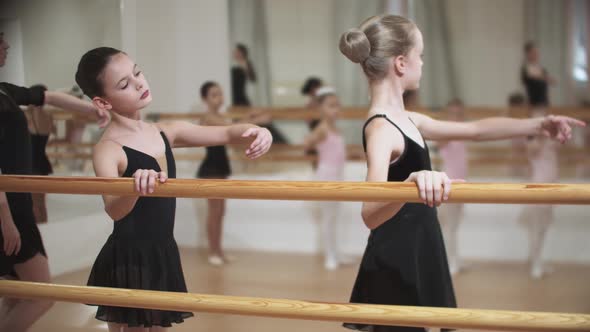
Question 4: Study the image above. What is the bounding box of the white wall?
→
[0,0,121,90]
[446,0,526,106]
[1,0,230,113]
[264,0,336,106]
[261,0,536,107]
[121,0,231,114]
[1,1,573,108]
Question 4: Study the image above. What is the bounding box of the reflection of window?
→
[573,40,587,82]
[572,0,588,82]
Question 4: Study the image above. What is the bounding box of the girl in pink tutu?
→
[437,99,468,275]
[304,87,348,270]
[519,107,559,279]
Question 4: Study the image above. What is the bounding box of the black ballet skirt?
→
[0,83,47,277]
[31,134,53,175]
[87,132,193,327]
[197,145,231,178]
[344,114,456,332]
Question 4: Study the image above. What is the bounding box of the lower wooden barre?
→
[45,151,590,167]
[147,107,590,121]
[50,106,590,122]
[0,280,588,331]
[45,141,590,156]
[0,175,589,204]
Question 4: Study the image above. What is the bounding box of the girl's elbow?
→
[42,90,53,105]
[104,205,122,221]
[104,206,115,220]
[468,126,484,141]
[361,209,378,230]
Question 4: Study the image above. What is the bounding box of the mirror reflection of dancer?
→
[519,41,560,279]
[519,109,559,279]
[437,99,467,276]
[521,41,555,109]
[301,77,324,130]
[304,87,349,270]
[196,81,270,266]
[231,43,288,144]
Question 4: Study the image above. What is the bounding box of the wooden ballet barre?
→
[44,142,365,152]
[0,175,589,204]
[44,141,590,156]
[43,151,316,161]
[0,280,588,331]
[49,106,590,122]
[45,150,590,166]
[147,107,590,121]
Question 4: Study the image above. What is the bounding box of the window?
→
[572,0,588,82]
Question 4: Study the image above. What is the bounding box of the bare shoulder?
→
[154,120,181,142]
[314,120,330,135]
[407,111,431,127]
[364,116,404,155]
[93,134,129,177]
[93,138,123,160]
[154,120,174,132]
[365,116,402,142]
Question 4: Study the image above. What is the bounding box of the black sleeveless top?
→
[231,66,251,106]
[87,132,193,327]
[362,114,432,179]
[345,114,456,332]
[521,64,549,107]
[115,132,177,239]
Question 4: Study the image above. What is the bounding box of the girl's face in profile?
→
[321,95,341,119]
[94,53,152,115]
[233,47,245,62]
[401,28,424,91]
[527,46,540,63]
[204,85,224,112]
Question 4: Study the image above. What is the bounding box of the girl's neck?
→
[369,77,405,116]
[206,103,221,114]
[110,109,144,132]
[324,117,335,127]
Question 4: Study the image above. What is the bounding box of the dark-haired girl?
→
[231,44,256,107]
[231,44,288,144]
[301,76,324,131]
[196,81,269,266]
[75,47,272,331]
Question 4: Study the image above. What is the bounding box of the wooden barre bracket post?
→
[0,175,589,204]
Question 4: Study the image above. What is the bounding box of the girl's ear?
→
[392,55,406,76]
[92,96,112,112]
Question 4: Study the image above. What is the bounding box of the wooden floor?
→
[28,248,590,332]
